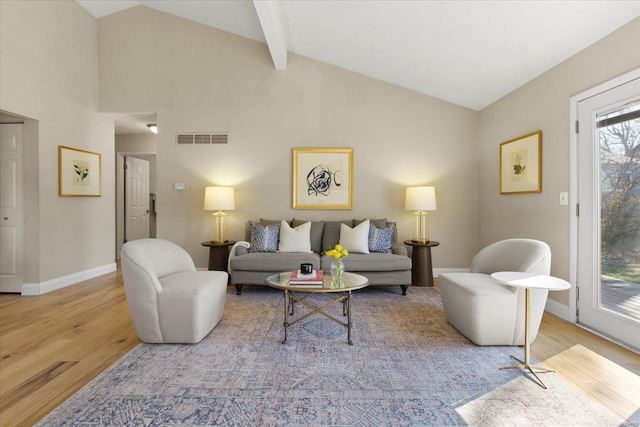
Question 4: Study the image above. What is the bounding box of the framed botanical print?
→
[499,131,542,194]
[58,145,102,197]
[293,147,353,209]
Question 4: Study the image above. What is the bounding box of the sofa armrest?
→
[391,243,407,256]
[228,241,251,272]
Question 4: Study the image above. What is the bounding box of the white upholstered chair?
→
[439,239,551,346]
[121,238,228,344]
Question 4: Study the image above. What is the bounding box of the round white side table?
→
[491,272,570,389]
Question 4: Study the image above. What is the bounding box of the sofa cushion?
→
[321,253,411,272]
[322,220,354,251]
[355,218,387,228]
[339,220,370,253]
[292,219,325,253]
[261,218,287,226]
[369,222,396,253]
[278,220,312,253]
[231,252,320,272]
[248,221,280,253]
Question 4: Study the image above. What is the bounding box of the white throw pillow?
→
[339,219,370,254]
[278,220,312,253]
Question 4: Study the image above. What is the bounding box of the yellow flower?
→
[327,244,349,259]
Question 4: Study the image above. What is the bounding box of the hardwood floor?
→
[0,268,139,426]
[1,271,639,426]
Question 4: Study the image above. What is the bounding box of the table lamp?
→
[204,186,235,243]
[405,186,437,243]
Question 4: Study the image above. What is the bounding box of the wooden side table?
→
[201,241,236,272]
[403,240,440,287]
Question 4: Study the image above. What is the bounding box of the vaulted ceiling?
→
[78,0,640,112]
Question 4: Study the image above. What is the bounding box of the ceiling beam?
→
[253,0,287,70]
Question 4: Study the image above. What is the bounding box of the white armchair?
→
[439,239,551,346]
[121,238,228,344]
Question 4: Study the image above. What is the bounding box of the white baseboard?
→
[21,263,117,296]
[433,268,470,277]
[544,297,570,321]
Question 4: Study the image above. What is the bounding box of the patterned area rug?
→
[38,286,626,426]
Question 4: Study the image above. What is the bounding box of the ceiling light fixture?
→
[147,123,158,134]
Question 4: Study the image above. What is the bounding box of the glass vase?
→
[331,259,345,288]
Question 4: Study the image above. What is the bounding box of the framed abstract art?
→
[293,147,353,209]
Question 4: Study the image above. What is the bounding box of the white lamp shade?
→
[204,186,235,211]
[405,186,437,211]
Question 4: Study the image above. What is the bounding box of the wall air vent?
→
[176,133,228,145]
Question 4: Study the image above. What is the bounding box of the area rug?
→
[37,286,627,426]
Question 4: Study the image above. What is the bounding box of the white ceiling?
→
[78,0,640,132]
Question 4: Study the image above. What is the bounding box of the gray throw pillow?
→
[248,221,280,253]
[369,222,396,253]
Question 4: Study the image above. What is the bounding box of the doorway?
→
[575,72,640,350]
[113,114,158,259]
[116,152,156,259]
[0,123,24,293]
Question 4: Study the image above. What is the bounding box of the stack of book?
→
[289,269,324,287]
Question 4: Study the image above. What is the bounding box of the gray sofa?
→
[229,218,412,295]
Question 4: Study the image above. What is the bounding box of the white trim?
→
[544,298,570,321]
[568,97,578,323]
[433,268,470,277]
[568,67,640,324]
[21,263,117,295]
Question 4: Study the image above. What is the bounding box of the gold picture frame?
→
[58,145,102,197]
[293,147,353,209]
[499,131,542,194]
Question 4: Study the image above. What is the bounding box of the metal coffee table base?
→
[283,289,353,345]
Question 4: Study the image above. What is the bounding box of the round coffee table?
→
[265,271,369,345]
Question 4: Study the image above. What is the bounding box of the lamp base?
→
[211,211,228,243]
[411,211,430,243]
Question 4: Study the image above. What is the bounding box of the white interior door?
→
[577,76,640,350]
[0,124,24,293]
[125,156,150,242]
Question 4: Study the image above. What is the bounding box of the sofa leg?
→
[401,285,408,295]
[235,284,243,295]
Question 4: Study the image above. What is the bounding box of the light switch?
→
[560,191,568,205]
[174,183,186,191]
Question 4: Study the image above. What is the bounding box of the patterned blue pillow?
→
[249,221,280,253]
[368,222,395,253]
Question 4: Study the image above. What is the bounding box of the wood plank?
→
[0,361,78,412]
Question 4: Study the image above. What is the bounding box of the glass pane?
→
[598,100,640,321]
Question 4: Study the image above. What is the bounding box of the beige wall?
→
[98,6,480,269]
[478,18,640,306]
[0,1,115,283]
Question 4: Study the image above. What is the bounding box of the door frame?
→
[569,67,640,324]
